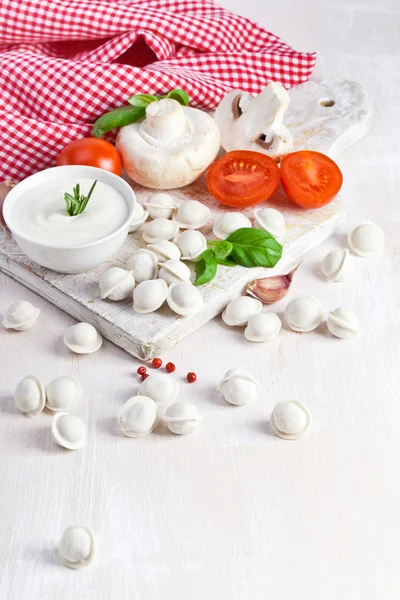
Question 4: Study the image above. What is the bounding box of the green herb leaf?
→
[166,89,190,106]
[194,249,217,286]
[128,93,158,108]
[64,180,97,216]
[226,228,282,268]
[92,88,190,136]
[92,106,146,137]
[213,241,233,261]
[216,257,237,267]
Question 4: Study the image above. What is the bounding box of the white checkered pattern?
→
[0,0,316,181]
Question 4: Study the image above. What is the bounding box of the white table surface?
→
[1,1,399,598]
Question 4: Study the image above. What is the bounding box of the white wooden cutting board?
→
[0,79,371,359]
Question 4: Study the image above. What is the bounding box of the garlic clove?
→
[246,265,299,304]
[327,306,359,339]
[213,212,252,240]
[51,412,86,450]
[163,402,203,435]
[118,396,159,437]
[159,259,191,285]
[2,300,40,331]
[58,525,96,569]
[99,267,135,301]
[144,192,177,219]
[172,200,210,230]
[217,369,259,406]
[222,296,262,327]
[253,207,286,238]
[133,279,168,313]
[176,229,207,262]
[146,240,181,263]
[128,202,148,233]
[14,374,46,417]
[270,400,311,440]
[63,322,103,354]
[284,295,323,333]
[167,282,204,317]
[142,218,179,244]
[244,312,281,342]
[321,249,351,282]
[126,249,158,284]
[348,221,384,257]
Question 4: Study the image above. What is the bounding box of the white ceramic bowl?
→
[3,166,135,274]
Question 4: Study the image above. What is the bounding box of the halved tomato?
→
[280,151,343,208]
[206,150,281,208]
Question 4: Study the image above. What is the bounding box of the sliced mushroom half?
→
[214,82,293,159]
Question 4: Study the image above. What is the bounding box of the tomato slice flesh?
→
[224,169,266,186]
[280,151,343,209]
[207,150,281,208]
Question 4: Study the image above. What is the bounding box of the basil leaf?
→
[167,89,190,106]
[226,228,282,268]
[92,106,146,137]
[216,257,237,267]
[194,249,217,286]
[128,93,158,108]
[213,241,233,261]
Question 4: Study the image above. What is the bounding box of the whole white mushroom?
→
[116,99,220,189]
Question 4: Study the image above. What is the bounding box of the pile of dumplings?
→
[14,373,87,451]
[99,193,213,316]
[99,194,288,318]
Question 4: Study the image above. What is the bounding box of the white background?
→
[1,0,399,598]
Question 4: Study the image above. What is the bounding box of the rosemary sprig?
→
[64,180,97,216]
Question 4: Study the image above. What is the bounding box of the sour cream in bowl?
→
[3,166,135,273]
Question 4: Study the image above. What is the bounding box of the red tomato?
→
[57,138,122,176]
[280,151,343,209]
[206,150,281,208]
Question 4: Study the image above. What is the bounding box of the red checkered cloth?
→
[0,0,316,182]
